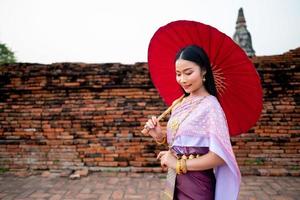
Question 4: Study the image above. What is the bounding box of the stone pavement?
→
[0,172,300,200]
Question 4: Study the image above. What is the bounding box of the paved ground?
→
[0,172,300,200]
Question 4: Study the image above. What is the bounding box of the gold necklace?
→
[168,96,207,148]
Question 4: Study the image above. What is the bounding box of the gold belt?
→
[178,154,204,160]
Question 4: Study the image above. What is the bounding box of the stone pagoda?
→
[233,8,255,57]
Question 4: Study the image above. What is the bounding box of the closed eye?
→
[185,70,193,75]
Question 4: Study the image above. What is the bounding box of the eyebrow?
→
[176,68,193,73]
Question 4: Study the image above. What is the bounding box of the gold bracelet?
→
[180,158,187,174]
[155,136,166,145]
[176,159,182,175]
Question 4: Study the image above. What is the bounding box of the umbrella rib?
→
[184,21,195,44]
[155,25,183,54]
[211,31,226,63]
[207,26,212,58]
[219,60,250,70]
[162,28,183,53]
[212,66,227,96]
[195,23,205,49]
[171,24,189,47]
[217,44,239,67]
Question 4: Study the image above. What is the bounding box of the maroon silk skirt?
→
[172,147,216,200]
[174,169,216,200]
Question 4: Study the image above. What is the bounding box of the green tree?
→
[0,43,16,65]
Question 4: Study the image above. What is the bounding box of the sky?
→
[0,0,299,64]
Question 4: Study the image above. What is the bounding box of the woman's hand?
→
[144,116,164,142]
[157,150,177,170]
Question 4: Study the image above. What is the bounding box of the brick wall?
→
[234,48,300,176]
[0,48,299,176]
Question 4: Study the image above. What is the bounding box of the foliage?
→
[0,43,16,65]
[0,167,9,174]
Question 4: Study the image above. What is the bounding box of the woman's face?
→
[175,59,206,94]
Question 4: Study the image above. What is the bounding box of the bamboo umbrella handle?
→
[141,95,185,135]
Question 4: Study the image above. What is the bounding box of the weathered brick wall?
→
[234,48,300,176]
[0,48,299,176]
[0,63,168,174]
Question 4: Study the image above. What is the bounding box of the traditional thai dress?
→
[164,95,241,200]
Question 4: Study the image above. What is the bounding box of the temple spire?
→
[233,8,255,57]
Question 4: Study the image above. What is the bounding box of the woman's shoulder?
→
[203,95,220,107]
[202,95,224,113]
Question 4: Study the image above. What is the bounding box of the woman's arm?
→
[185,151,225,171]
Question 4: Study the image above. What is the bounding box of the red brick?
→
[0,50,299,174]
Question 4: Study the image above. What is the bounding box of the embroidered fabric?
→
[166,95,241,200]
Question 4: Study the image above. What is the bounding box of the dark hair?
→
[175,45,217,97]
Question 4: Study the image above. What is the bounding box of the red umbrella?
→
[148,20,263,136]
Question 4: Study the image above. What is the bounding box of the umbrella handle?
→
[141,95,185,135]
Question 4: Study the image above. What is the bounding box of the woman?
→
[145,45,241,200]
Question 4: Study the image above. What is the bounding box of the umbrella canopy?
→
[148,20,263,136]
